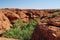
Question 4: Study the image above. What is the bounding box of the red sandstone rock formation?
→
[48,17,60,26]
[0,8,60,34]
[2,10,20,23]
[1,8,60,23]
[0,10,12,33]
[31,23,60,40]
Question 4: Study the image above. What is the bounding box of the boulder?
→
[3,10,20,23]
[18,11,29,23]
[48,17,60,26]
[31,23,60,40]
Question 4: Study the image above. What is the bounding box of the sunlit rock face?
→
[1,8,60,23]
[0,10,12,33]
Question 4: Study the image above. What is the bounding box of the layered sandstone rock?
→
[48,17,60,26]
[2,10,20,23]
[31,23,60,40]
[30,11,60,40]
[0,8,60,33]
[0,8,60,40]
[1,8,60,23]
[1,9,53,23]
[0,10,12,33]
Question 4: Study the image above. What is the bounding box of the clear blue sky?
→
[0,0,60,9]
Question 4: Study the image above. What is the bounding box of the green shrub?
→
[47,12,60,19]
[2,18,40,40]
[51,12,60,17]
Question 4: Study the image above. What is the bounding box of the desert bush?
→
[51,12,60,17]
[47,12,60,19]
[2,18,40,40]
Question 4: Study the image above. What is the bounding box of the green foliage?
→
[52,12,60,17]
[47,12,60,19]
[51,12,60,17]
[2,18,40,40]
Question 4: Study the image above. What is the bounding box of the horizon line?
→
[0,8,60,10]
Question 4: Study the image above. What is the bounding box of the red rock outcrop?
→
[0,10,12,33]
[0,8,60,34]
[1,8,60,23]
[31,23,60,40]
[48,17,60,26]
[2,9,20,23]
